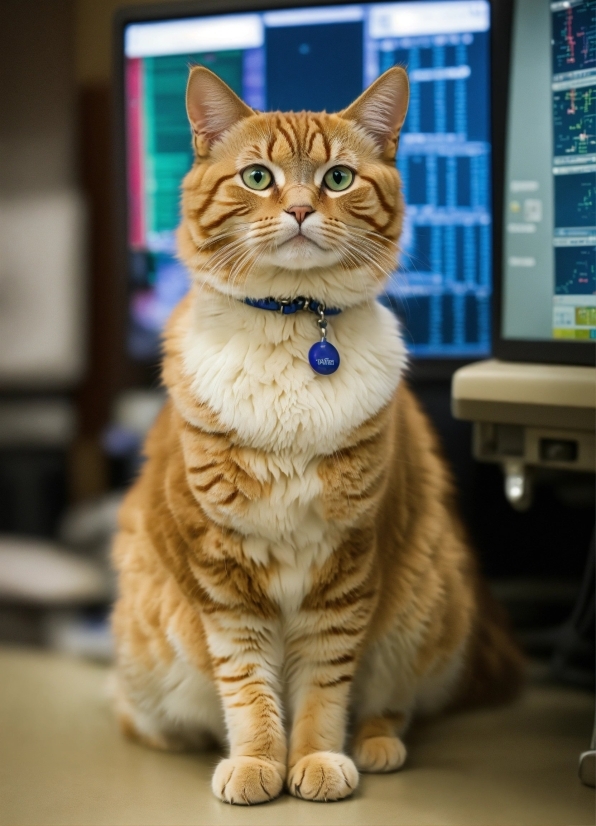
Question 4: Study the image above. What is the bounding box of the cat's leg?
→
[284,584,374,801]
[351,712,408,772]
[204,613,287,805]
[350,644,467,773]
[285,652,361,801]
[349,630,418,773]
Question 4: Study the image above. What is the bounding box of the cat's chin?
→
[261,239,340,271]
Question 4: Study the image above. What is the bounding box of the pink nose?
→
[285,205,314,225]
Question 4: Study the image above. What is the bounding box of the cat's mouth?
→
[281,231,327,252]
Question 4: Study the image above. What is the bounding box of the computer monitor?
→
[496,0,595,366]
[115,0,495,370]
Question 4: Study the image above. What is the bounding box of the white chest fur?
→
[181,292,406,457]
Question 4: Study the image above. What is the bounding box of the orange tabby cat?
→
[112,65,523,805]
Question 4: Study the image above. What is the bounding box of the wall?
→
[0,0,76,194]
[75,0,190,85]
[0,0,85,388]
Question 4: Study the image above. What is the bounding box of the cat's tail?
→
[453,579,526,709]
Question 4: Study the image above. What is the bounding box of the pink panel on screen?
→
[126,58,145,249]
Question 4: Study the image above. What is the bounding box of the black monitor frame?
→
[113,0,512,382]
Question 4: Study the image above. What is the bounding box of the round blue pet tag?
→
[308,340,340,375]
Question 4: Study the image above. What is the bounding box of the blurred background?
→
[0,0,593,686]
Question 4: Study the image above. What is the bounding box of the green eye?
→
[323,166,354,192]
[241,165,273,190]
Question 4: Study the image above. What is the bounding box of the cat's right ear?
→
[186,66,254,156]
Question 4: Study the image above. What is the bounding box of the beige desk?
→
[0,647,593,826]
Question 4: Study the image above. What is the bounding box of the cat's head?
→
[178,66,409,308]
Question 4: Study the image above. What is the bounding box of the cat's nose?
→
[285,205,314,225]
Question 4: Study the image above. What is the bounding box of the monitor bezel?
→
[113,0,508,381]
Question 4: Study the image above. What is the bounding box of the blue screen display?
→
[124,1,492,360]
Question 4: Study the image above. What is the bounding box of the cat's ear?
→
[340,67,409,159]
[186,66,253,155]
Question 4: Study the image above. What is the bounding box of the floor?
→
[0,647,593,826]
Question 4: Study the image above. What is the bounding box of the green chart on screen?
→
[143,52,244,238]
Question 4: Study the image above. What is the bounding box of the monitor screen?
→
[122,0,492,361]
[502,0,595,346]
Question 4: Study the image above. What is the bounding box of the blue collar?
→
[243,296,342,375]
[243,296,341,316]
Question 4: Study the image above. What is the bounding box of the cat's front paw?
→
[288,752,359,801]
[212,756,284,805]
[352,735,407,773]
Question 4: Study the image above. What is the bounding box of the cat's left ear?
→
[186,66,254,156]
[340,66,409,160]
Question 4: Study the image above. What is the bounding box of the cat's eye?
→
[323,166,354,192]
[241,165,273,191]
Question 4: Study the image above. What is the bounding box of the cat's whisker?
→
[349,236,395,259]
[338,249,376,310]
[198,226,252,250]
[226,240,267,301]
[207,238,254,275]
[229,246,257,292]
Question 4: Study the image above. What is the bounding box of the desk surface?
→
[0,647,593,826]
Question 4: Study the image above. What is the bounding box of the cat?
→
[112,65,523,805]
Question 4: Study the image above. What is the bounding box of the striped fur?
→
[112,67,523,805]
